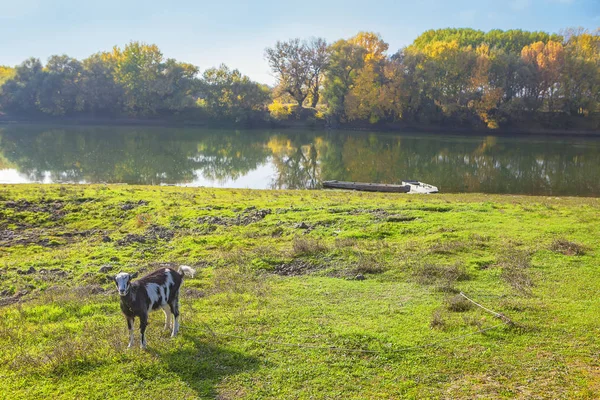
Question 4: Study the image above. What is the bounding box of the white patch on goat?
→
[164,269,174,300]
[146,283,161,311]
[115,272,130,296]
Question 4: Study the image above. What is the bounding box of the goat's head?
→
[114,272,137,296]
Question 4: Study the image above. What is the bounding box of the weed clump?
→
[445,294,473,312]
[292,237,328,256]
[498,249,534,294]
[430,309,447,330]
[429,241,467,254]
[550,238,585,256]
[351,252,388,275]
[412,262,469,292]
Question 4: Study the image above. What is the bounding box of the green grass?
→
[0,185,599,399]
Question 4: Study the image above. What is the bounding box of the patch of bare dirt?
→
[197,208,272,226]
[119,200,149,211]
[273,259,321,276]
[116,224,175,246]
[0,290,29,307]
[0,229,100,248]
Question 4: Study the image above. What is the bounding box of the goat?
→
[114,265,195,349]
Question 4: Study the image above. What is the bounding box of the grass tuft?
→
[550,238,586,256]
[498,249,534,294]
[291,237,328,256]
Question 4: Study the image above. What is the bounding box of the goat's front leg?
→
[126,317,135,348]
[139,314,149,349]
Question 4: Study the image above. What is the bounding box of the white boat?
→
[402,180,439,194]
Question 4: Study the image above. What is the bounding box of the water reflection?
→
[0,125,599,196]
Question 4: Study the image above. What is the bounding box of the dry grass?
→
[445,294,473,312]
[412,262,469,291]
[342,251,389,275]
[498,249,534,294]
[550,238,586,256]
[430,309,447,330]
[291,237,329,256]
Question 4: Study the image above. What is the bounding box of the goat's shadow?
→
[151,333,261,398]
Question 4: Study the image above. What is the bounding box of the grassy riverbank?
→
[0,185,598,399]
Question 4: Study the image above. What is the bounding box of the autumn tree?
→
[343,32,390,122]
[306,38,330,108]
[521,40,565,112]
[265,38,329,110]
[0,66,15,89]
[560,29,600,115]
[322,39,366,120]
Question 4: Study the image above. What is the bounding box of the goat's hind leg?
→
[162,305,172,331]
[169,297,180,337]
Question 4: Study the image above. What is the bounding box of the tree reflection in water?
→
[0,125,599,196]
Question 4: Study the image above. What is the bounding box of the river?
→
[1,124,599,196]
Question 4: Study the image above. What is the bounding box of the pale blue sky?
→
[0,0,598,84]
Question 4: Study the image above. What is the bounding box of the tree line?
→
[1,28,599,130]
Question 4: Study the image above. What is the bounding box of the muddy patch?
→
[146,225,174,240]
[1,199,66,226]
[0,228,101,248]
[116,224,175,246]
[3,199,65,214]
[273,259,321,276]
[119,200,149,211]
[0,290,29,307]
[116,234,149,246]
[346,208,415,221]
[197,208,272,226]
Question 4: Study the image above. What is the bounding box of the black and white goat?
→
[114,265,195,349]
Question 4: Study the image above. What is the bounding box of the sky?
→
[0,0,598,85]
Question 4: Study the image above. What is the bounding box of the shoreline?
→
[1,115,599,137]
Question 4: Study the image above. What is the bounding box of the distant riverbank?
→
[1,113,599,137]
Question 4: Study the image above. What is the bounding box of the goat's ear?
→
[130,271,138,279]
[109,275,116,283]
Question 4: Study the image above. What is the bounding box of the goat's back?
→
[133,267,184,304]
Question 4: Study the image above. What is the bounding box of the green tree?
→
[80,53,125,115]
[36,55,84,116]
[0,58,45,114]
[201,64,270,122]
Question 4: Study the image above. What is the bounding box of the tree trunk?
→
[310,88,319,108]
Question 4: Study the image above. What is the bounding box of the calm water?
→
[1,124,599,196]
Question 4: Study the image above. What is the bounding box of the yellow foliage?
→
[348,32,389,63]
[268,100,293,120]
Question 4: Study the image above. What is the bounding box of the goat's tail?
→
[178,265,196,279]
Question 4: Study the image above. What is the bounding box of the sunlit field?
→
[0,185,598,399]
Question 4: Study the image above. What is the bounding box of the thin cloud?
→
[458,9,477,23]
[0,1,41,19]
[509,0,532,11]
